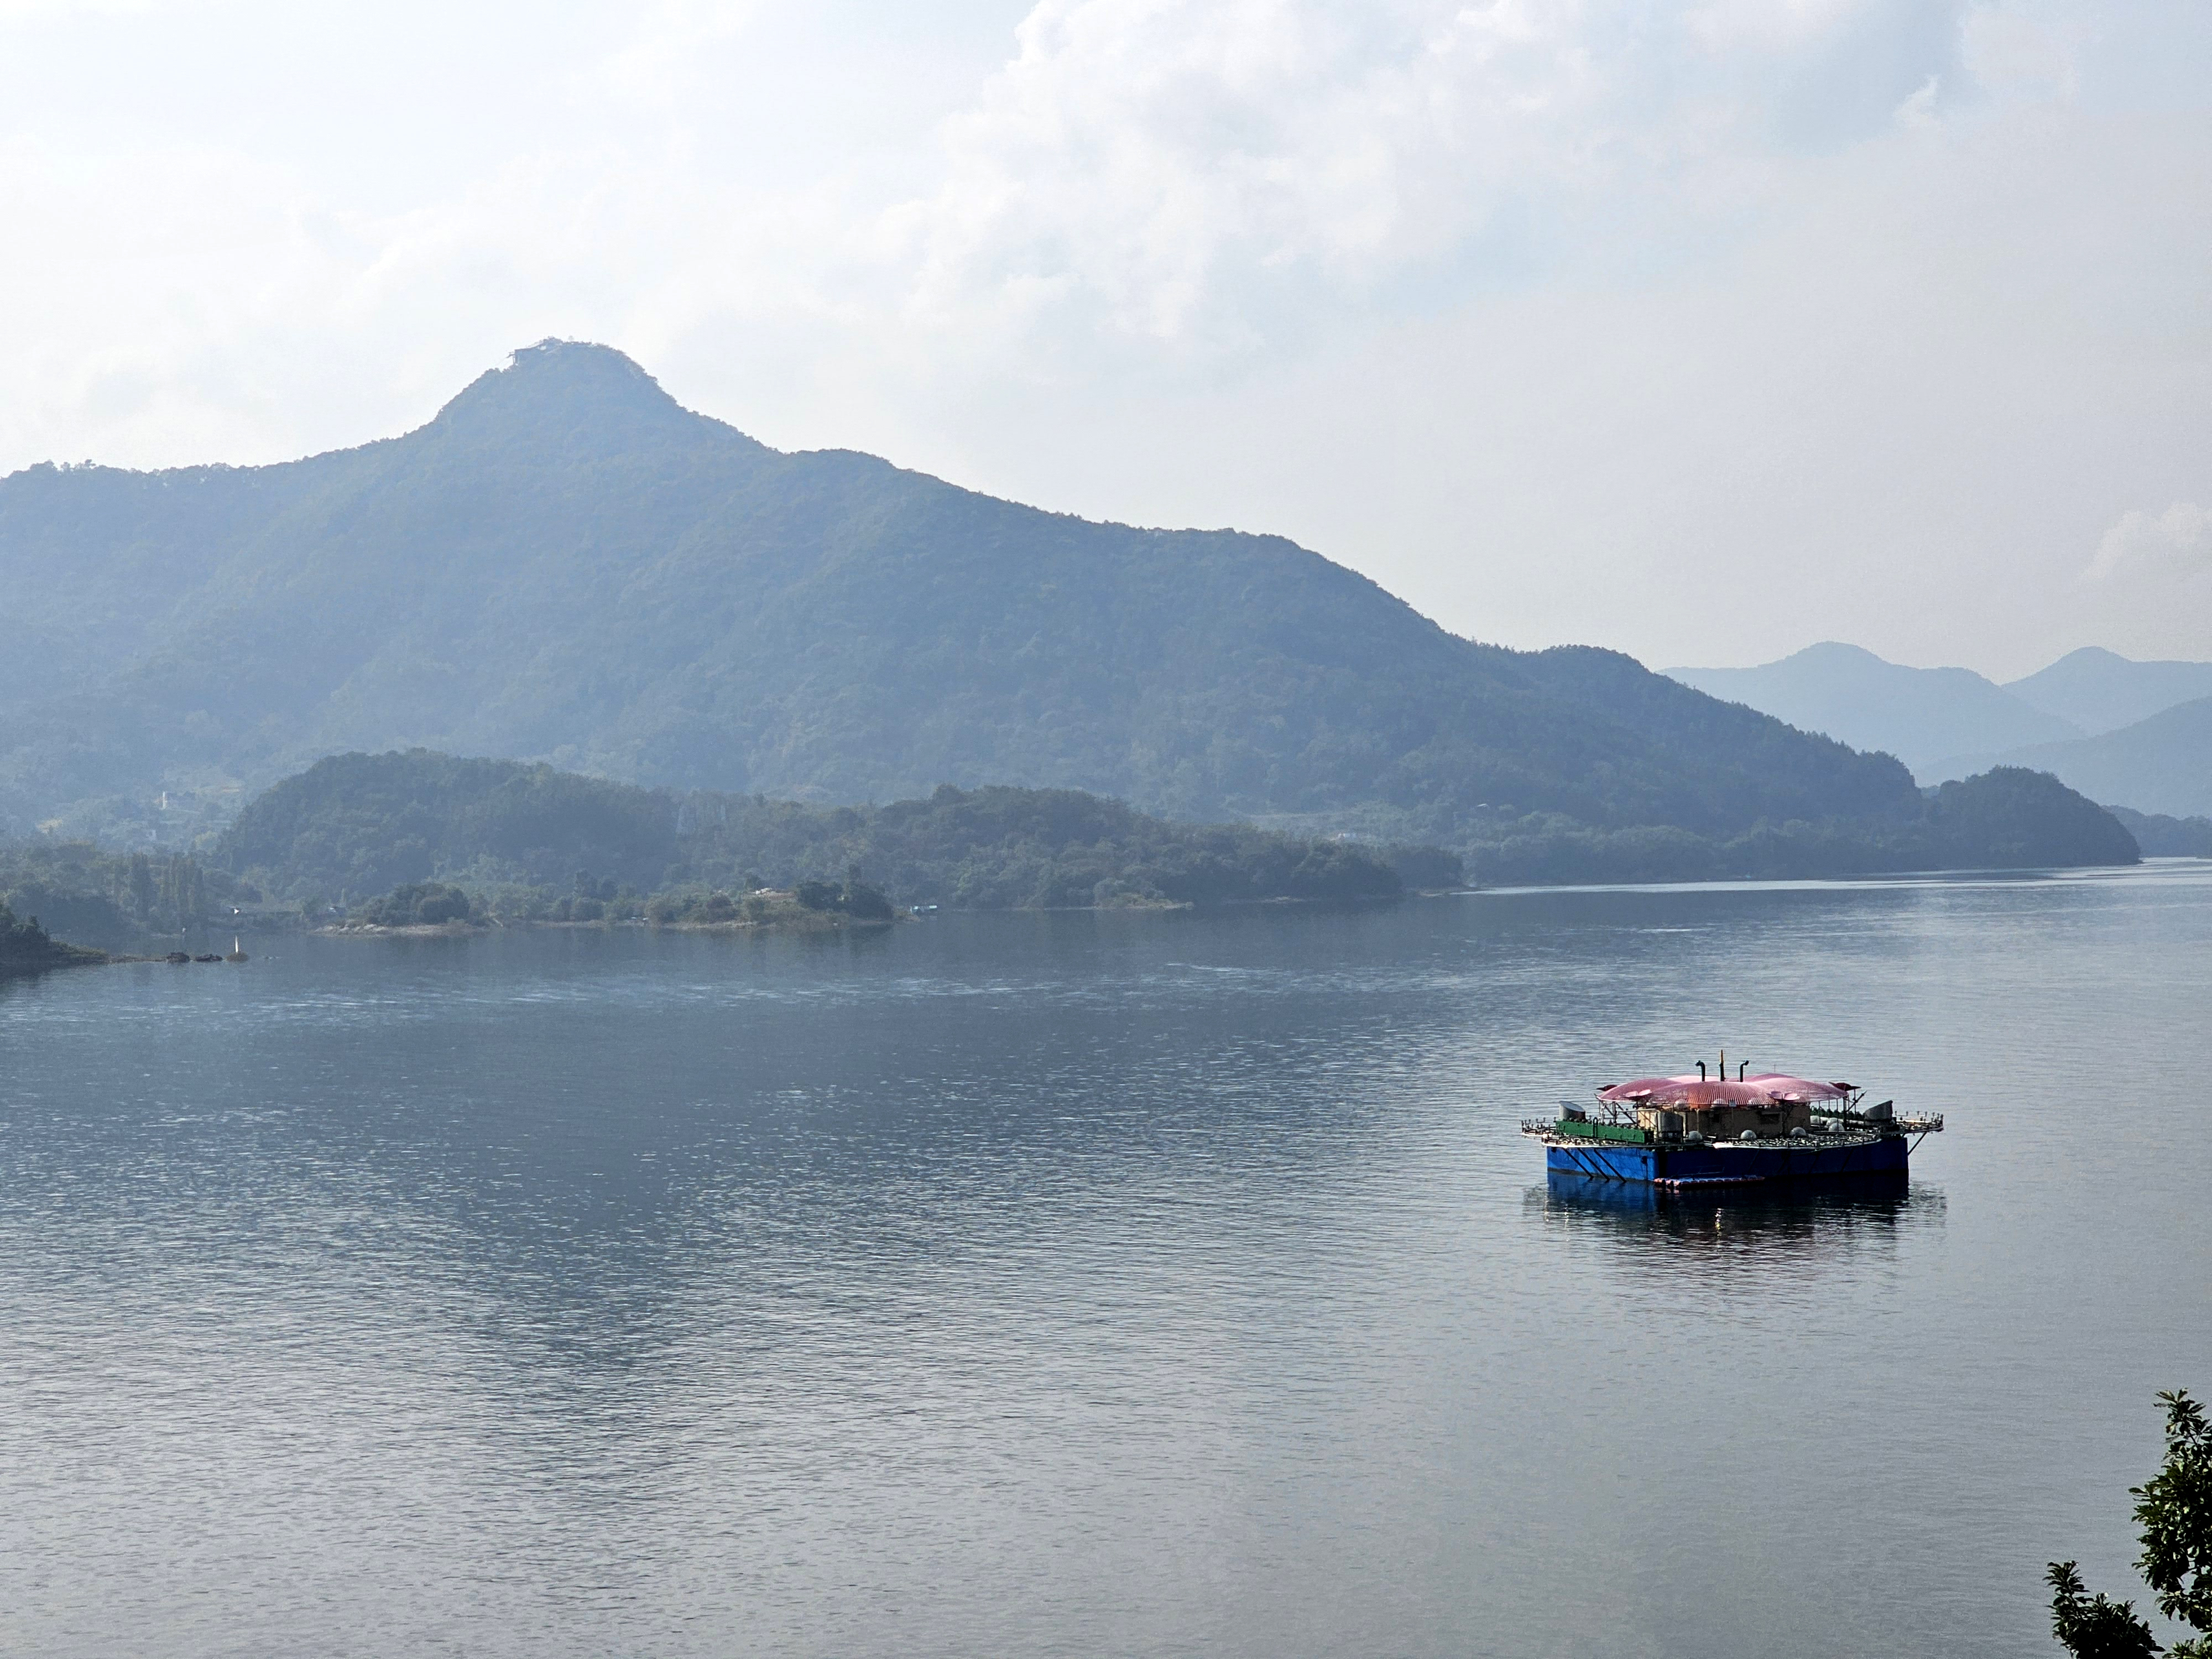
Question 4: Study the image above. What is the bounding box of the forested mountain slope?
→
[0,340,1943,850]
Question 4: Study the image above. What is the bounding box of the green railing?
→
[1553,1119,1648,1144]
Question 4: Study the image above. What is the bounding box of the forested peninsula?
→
[211,750,1451,927]
[208,750,2143,920]
[0,745,2150,954]
[0,899,105,978]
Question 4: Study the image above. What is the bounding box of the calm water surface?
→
[4,865,2210,1657]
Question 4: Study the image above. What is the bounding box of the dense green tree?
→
[2051,1390,2212,1658]
[2051,1563,2161,1658]
[2140,1392,2212,1651]
[355,882,474,927]
[128,851,155,926]
[792,879,841,911]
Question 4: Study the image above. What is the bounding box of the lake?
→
[4,865,2209,1657]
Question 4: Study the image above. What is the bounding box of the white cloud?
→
[0,0,162,16]
[1960,3,2079,101]
[2086,504,2212,585]
[886,0,1975,357]
[0,0,2044,437]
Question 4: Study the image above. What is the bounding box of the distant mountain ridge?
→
[1949,696,2212,819]
[1664,643,2082,778]
[1,340,1929,859]
[2003,648,2212,735]
[1668,641,2212,815]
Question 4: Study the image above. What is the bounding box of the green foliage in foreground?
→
[2050,1389,2212,1658]
[225,751,1437,916]
[2051,1563,2162,1659]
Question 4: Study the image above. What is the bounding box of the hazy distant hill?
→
[2004,647,2212,736]
[1664,642,2080,779]
[2106,805,2212,858]
[1,340,1923,855]
[1952,696,2212,819]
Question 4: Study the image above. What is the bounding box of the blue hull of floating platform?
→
[1545,1135,1911,1188]
[1545,1168,1908,1213]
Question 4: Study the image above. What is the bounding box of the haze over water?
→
[6,866,2209,1657]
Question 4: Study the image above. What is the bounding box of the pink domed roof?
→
[1597,1072,1849,1108]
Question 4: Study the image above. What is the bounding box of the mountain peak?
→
[429,340,702,446]
[1783,640,1890,669]
[1662,639,2077,777]
[2030,646,2134,674]
[2005,644,2212,735]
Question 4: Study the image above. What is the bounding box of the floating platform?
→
[1526,1060,1942,1188]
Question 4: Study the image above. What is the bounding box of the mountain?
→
[2001,647,2212,737]
[1,339,1929,857]
[1950,696,2212,819]
[1663,642,2080,780]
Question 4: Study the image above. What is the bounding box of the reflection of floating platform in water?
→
[1525,1055,1942,1188]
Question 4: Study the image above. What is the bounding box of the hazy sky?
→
[3,0,2207,676]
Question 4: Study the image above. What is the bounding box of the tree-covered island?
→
[211,750,1443,931]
